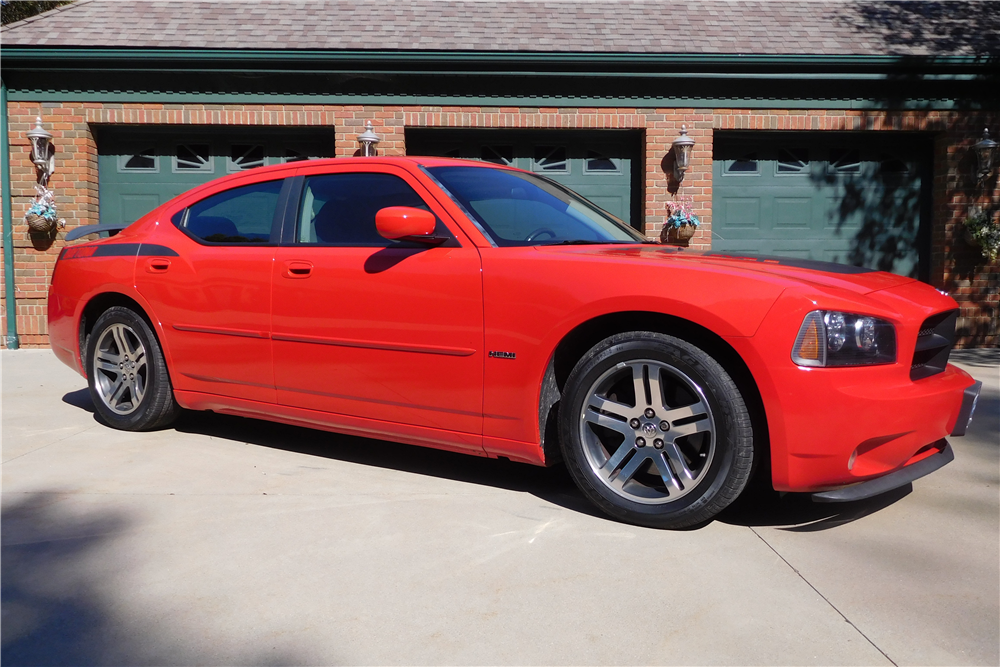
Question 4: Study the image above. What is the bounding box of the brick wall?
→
[2,102,996,347]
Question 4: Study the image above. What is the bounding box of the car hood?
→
[536,245,916,295]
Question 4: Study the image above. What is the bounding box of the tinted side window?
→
[297,172,431,246]
[183,180,283,243]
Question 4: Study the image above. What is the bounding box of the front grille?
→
[911,309,958,381]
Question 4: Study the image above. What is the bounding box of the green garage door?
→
[712,132,932,280]
[97,127,335,226]
[406,129,642,229]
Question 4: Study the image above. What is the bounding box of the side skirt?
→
[174,390,486,457]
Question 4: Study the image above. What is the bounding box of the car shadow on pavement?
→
[60,390,915,531]
[170,408,611,522]
[717,484,913,532]
[171,408,912,531]
[62,387,95,413]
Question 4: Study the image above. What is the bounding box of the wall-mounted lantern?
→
[973,128,998,184]
[24,117,62,233]
[671,125,695,182]
[357,121,380,157]
[26,116,55,186]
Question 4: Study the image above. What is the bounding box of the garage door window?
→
[829,150,861,174]
[533,146,568,172]
[118,149,158,172]
[174,144,213,173]
[776,149,809,174]
[879,154,910,174]
[585,151,621,173]
[480,146,513,166]
[228,145,266,172]
[180,179,283,244]
[283,149,309,163]
[724,153,759,175]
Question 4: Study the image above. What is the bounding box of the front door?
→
[270,164,485,440]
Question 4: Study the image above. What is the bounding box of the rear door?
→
[135,175,290,403]
[270,163,485,443]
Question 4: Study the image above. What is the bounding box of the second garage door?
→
[712,132,932,280]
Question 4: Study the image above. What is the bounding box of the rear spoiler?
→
[64,224,129,242]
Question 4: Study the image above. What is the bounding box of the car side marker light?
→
[792,311,826,367]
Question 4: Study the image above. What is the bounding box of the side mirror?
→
[375,206,444,244]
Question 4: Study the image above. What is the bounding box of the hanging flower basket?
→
[24,185,60,233]
[26,212,55,232]
[675,224,696,240]
[665,197,701,243]
[963,208,999,262]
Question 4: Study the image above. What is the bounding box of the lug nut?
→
[659,420,670,431]
[635,437,646,448]
[654,438,664,449]
[644,408,656,419]
[629,418,641,429]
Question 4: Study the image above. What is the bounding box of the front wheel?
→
[87,306,179,431]
[559,332,754,529]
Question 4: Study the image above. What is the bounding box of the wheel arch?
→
[79,292,164,371]
[543,311,770,483]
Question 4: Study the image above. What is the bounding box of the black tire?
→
[559,331,753,529]
[86,306,179,431]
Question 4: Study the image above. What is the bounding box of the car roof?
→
[163,155,515,206]
[237,155,509,177]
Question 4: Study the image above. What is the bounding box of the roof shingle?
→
[3,0,997,57]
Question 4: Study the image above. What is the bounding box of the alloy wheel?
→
[578,359,716,505]
[92,323,148,415]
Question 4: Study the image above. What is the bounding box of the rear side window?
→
[181,180,283,244]
[296,172,432,246]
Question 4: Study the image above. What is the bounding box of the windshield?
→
[426,166,645,247]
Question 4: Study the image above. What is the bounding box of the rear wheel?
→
[87,306,179,431]
[559,332,753,529]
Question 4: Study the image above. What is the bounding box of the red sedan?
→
[48,157,981,528]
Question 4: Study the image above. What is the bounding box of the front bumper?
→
[812,377,980,502]
[812,440,953,502]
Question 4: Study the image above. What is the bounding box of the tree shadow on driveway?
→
[2,492,303,666]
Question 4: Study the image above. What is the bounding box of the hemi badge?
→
[489,350,516,359]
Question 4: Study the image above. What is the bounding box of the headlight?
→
[791,310,896,367]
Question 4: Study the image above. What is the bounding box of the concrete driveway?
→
[3,349,998,666]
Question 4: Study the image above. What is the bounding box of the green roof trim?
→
[2,89,982,111]
[4,47,997,69]
[3,46,995,109]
